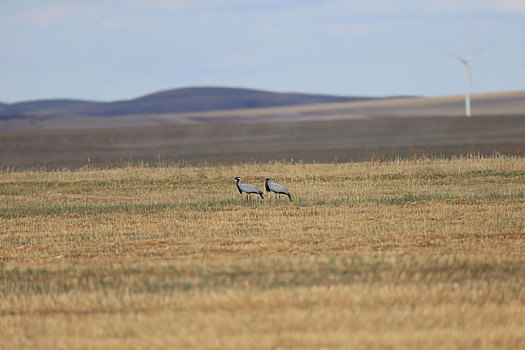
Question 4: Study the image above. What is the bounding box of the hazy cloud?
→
[489,0,525,13]
[133,0,275,11]
[21,2,101,26]
[422,0,525,15]
[16,0,525,29]
[214,53,258,67]
[324,22,383,36]
[132,0,188,11]
[17,2,137,30]
[327,0,525,15]
[0,35,24,60]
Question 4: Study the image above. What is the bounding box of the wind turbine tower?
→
[449,50,480,117]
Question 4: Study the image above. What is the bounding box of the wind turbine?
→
[449,49,480,117]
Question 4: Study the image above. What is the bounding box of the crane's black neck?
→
[235,178,243,194]
[264,179,270,192]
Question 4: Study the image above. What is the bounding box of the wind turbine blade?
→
[448,52,467,63]
[468,47,483,61]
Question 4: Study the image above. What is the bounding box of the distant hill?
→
[0,87,385,118]
[0,99,98,117]
[82,87,387,116]
[2,90,525,131]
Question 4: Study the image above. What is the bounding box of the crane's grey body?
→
[265,177,292,201]
[235,177,264,200]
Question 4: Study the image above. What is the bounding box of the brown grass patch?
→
[1,157,525,348]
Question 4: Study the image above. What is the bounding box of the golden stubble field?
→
[1,157,525,349]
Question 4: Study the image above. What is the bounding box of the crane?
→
[235,177,264,200]
[265,177,292,201]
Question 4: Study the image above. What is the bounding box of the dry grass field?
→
[1,157,525,348]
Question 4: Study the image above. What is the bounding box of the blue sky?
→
[1,0,524,102]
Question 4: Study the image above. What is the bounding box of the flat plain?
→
[3,114,525,169]
[1,156,525,348]
[3,91,525,170]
